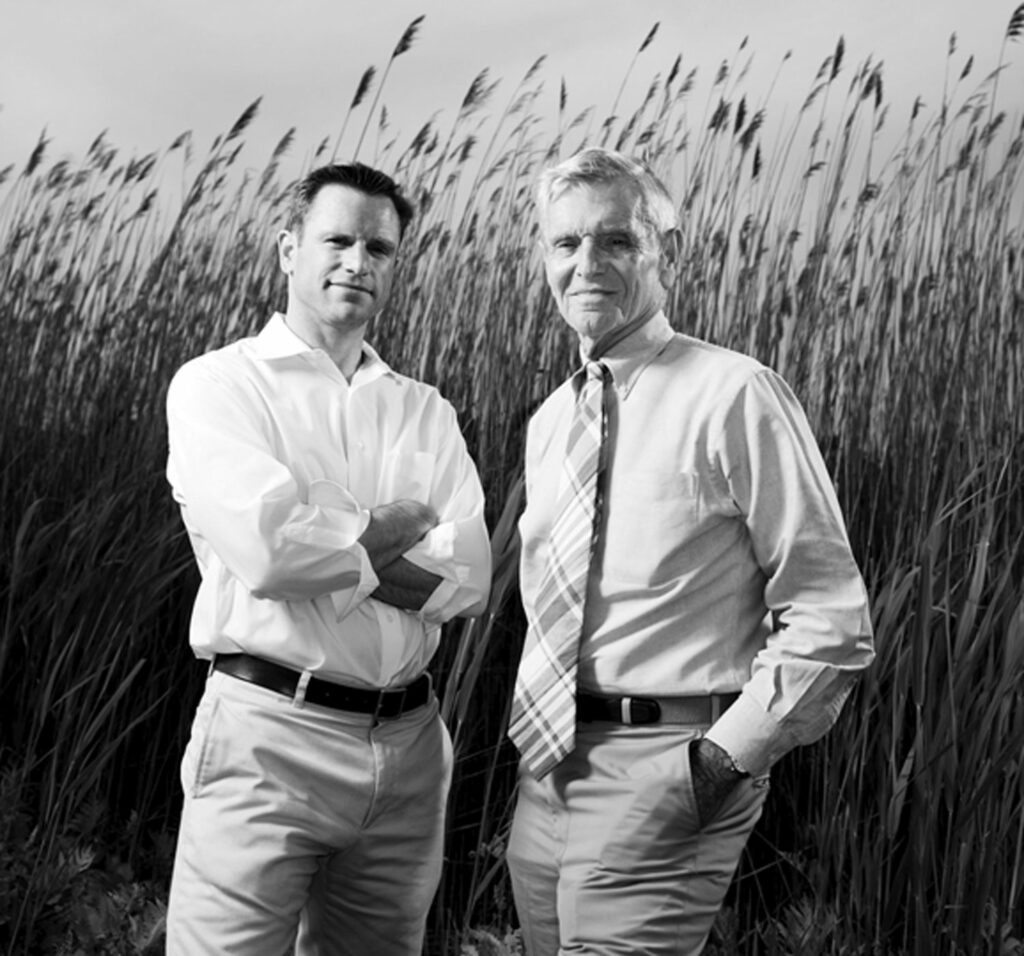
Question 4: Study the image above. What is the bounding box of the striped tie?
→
[510,361,609,778]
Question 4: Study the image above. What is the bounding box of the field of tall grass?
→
[2,10,1023,953]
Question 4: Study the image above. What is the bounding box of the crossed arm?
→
[358,498,444,612]
[166,360,490,624]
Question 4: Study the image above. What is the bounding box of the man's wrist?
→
[691,737,749,780]
[689,737,747,828]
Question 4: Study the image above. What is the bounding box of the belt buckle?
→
[620,696,661,725]
[375,685,407,721]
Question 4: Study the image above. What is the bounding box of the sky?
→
[2,0,1023,181]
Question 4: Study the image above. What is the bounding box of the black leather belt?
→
[577,691,740,726]
[212,653,431,719]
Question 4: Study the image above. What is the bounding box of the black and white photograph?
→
[1,1,1022,952]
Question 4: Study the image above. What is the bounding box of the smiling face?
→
[277,183,402,344]
[540,178,677,356]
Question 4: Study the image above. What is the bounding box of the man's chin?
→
[563,309,624,341]
[564,306,620,329]
[324,309,374,331]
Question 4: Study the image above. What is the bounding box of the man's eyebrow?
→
[319,231,397,249]
[547,226,638,242]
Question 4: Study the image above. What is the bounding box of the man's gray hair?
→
[536,147,679,236]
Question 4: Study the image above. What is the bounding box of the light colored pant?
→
[166,670,452,956]
[507,722,768,955]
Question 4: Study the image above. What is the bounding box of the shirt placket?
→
[347,382,405,683]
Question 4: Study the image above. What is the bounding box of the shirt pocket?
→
[602,469,702,585]
[382,450,436,504]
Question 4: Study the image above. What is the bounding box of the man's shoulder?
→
[658,332,773,394]
[381,365,437,390]
[372,367,464,428]
[666,332,766,375]
[528,374,575,424]
[168,335,263,396]
[377,366,447,403]
[539,372,576,399]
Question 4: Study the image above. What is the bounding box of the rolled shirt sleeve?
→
[167,362,380,612]
[401,402,491,624]
[305,479,379,621]
[166,315,492,687]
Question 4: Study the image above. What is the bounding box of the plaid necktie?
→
[510,361,610,778]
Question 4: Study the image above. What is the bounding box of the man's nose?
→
[342,243,370,274]
[576,237,605,275]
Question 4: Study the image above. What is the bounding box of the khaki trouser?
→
[507,722,768,955]
[166,669,452,955]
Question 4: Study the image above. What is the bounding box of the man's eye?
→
[552,239,578,252]
[600,235,633,251]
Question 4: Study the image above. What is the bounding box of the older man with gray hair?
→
[506,146,874,954]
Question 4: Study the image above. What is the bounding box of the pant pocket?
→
[591,733,703,869]
[180,691,223,798]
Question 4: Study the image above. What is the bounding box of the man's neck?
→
[581,309,658,362]
[282,313,367,382]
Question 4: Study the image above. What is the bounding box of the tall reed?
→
[1,11,1023,952]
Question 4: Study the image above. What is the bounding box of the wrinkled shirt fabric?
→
[167,313,491,688]
[518,312,874,776]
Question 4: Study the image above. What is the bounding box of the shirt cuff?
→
[307,478,371,540]
[417,578,460,624]
[329,544,379,621]
[407,520,456,566]
[703,691,792,778]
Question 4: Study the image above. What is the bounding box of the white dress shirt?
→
[166,313,491,688]
[519,313,874,775]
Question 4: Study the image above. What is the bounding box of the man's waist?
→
[211,653,432,718]
[192,614,435,686]
[577,688,741,726]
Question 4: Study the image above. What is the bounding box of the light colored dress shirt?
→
[519,313,874,776]
[166,313,491,689]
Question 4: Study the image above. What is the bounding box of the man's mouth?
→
[327,281,371,295]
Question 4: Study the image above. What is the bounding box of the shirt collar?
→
[248,313,395,383]
[579,312,674,399]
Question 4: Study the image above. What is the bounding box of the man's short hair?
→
[537,147,678,237]
[286,162,415,238]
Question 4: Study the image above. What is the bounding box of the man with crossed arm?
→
[165,162,490,954]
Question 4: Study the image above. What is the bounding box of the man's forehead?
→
[542,181,643,233]
[306,184,401,230]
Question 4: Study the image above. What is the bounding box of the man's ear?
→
[658,228,682,290]
[277,229,296,277]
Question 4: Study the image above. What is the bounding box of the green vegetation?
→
[2,10,1023,953]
